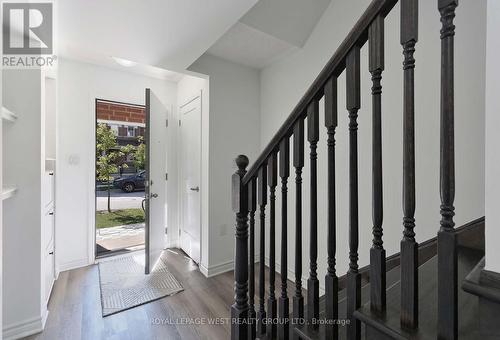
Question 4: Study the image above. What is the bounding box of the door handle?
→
[190,186,200,192]
[150,193,159,199]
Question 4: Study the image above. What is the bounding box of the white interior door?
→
[180,95,201,264]
[145,88,167,274]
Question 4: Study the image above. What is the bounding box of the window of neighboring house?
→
[127,126,135,137]
[137,127,145,137]
[118,125,127,136]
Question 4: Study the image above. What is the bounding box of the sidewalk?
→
[96,223,145,251]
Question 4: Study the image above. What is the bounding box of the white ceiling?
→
[240,0,332,48]
[206,22,298,69]
[57,0,258,73]
[206,0,331,69]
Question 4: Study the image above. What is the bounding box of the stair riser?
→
[480,298,500,336]
[365,324,405,340]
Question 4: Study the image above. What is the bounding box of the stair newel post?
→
[346,45,361,340]
[324,76,339,340]
[231,155,250,340]
[438,1,458,339]
[267,151,278,340]
[292,119,305,339]
[278,138,290,340]
[400,0,419,329]
[369,14,386,314]
[257,165,268,336]
[307,99,320,329]
[248,178,257,340]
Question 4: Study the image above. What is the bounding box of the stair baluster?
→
[307,100,320,329]
[438,1,458,339]
[267,152,278,340]
[278,138,290,340]
[229,1,466,339]
[324,76,339,339]
[292,119,305,339]
[257,165,267,336]
[346,45,361,340]
[369,14,386,314]
[248,178,257,340]
[400,0,419,329]
[231,155,250,340]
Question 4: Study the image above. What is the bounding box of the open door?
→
[180,94,202,264]
[144,88,167,274]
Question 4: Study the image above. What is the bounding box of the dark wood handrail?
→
[233,0,462,339]
[242,0,398,185]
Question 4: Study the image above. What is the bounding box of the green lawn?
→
[96,209,145,229]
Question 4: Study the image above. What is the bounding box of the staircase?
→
[229,0,491,339]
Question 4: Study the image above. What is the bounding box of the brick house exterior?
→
[96,100,146,174]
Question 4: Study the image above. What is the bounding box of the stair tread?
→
[293,259,403,339]
[354,246,487,340]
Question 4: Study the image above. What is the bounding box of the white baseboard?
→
[57,258,90,272]
[200,260,234,278]
[198,256,321,293]
[199,263,210,277]
[165,237,179,249]
[200,256,261,278]
[3,315,45,340]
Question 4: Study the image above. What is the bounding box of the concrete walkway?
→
[96,223,145,252]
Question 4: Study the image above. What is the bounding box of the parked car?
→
[113,170,146,193]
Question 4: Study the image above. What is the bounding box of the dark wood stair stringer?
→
[354,246,488,340]
[292,218,484,340]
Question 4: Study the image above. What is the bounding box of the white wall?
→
[0,51,3,340]
[2,69,43,334]
[56,59,177,271]
[485,0,500,274]
[259,0,486,288]
[44,78,57,161]
[189,54,261,275]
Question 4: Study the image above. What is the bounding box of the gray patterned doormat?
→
[98,253,183,316]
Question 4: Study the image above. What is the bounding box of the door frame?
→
[90,97,147,261]
[178,91,203,264]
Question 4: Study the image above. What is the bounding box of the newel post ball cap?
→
[235,155,249,170]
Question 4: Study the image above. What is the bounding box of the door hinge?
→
[179,119,181,127]
[166,119,168,127]
[165,173,168,181]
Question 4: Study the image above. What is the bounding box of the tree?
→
[133,136,146,171]
[96,123,126,212]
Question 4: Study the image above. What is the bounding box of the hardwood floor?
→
[25,249,238,340]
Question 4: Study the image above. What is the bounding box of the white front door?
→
[180,94,201,264]
[145,88,168,274]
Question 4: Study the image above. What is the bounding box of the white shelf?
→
[2,186,17,200]
[2,106,18,122]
